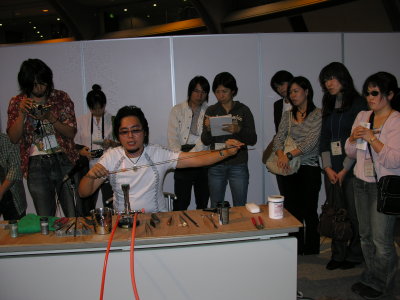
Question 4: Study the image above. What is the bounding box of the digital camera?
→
[29,103,52,117]
[90,149,104,158]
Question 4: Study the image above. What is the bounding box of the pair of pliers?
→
[251,216,264,230]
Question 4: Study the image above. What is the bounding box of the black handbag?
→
[367,113,400,215]
[376,175,400,215]
[318,183,353,242]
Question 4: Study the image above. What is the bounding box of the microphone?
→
[62,160,86,183]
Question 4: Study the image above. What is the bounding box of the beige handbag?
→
[265,112,301,175]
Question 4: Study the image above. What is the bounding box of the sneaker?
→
[326,259,342,270]
[360,286,383,300]
[340,260,356,270]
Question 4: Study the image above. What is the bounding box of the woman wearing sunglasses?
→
[345,72,400,299]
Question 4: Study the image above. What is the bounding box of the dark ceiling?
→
[0,0,399,44]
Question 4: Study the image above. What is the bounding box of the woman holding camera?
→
[7,58,78,217]
[75,84,116,214]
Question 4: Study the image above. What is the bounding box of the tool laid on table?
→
[201,214,218,229]
[55,217,93,236]
[179,215,188,227]
[145,222,152,235]
[257,216,265,229]
[151,213,160,224]
[182,211,199,227]
[251,216,264,230]
[167,216,173,226]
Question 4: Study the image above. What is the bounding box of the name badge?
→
[42,134,58,151]
[364,159,375,177]
[331,141,342,156]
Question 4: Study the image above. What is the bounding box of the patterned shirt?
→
[273,108,322,166]
[7,89,79,177]
[0,133,27,215]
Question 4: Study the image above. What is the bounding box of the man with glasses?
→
[167,76,210,210]
[79,105,243,213]
[7,58,79,217]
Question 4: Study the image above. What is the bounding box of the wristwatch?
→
[286,152,293,161]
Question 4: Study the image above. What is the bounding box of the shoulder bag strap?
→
[366,112,378,184]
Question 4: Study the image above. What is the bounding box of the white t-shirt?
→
[98,145,179,213]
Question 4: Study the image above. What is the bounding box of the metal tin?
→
[40,217,49,235]
[9,220,18,238]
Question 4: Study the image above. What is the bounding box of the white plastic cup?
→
[268,195,284,219]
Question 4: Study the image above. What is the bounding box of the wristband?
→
[219,150,224,157]
[369,137,377,144]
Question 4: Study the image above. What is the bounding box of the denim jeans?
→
[353,177,398,293]
[208,163,249,208]
[27,153,77,217]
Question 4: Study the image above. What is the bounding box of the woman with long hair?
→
[319,62,367,270]
[272,76,322,255]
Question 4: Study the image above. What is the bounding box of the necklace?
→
[298,109,306,118]
[126,149,144,171]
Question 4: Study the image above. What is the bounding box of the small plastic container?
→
[268,195,284,219]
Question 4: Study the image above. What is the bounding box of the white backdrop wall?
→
[1,32,399,214]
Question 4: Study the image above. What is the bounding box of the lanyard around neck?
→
[90,114,104,150]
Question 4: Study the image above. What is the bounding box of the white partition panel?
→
[172,34,262,205]
[344,33,400,91]
[82,37,173,146]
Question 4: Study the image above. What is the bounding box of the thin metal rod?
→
[107,147,255,175]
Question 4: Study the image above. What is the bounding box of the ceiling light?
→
[42,9,48,13]
[124,8,128,12]
[153,3,157,7]
[33,26,37,29]
[57,18,61,21]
